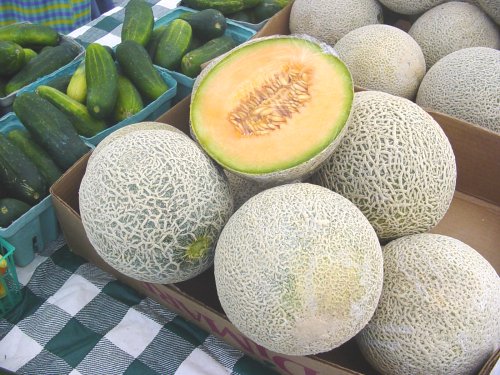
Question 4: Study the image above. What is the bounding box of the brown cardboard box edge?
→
[50,4,500,375]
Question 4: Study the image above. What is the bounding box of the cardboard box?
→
[51,5,500,374]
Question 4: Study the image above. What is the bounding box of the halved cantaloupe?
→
[190,35,354,183]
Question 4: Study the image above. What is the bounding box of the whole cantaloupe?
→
[408,2,500,69]
[334,24,426,99]
[416,47,500,133]
[357,233,500,375]
[476,0,500,24]
[215,183,384,356]
[312,91,456,241]
[378,0,446,15]
[80,129,233,284]
[289,0,383,46]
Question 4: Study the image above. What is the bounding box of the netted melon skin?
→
[80,130,233,284]
[408,2,500,69]
[416,47,500,133]
[215,183,383,356]
[312,91,456,241]
[190,35,353,185]
[357,233,500,375]
[289,0,383,46]
[477,0,500,24]
[334,25,426,100]
[378,0,446,15]
[89,121,187,165]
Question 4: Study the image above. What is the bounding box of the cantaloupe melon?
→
[190,35,354,184]
[378,0,446,15]
[357,233,500,375]
[312,91,456,241]
[334,24,426,99]
[289,0,384,46]
[80,129,233,284]
[88,121,187,165]
[408,2,500,69]
[476,0,500,25]
[416,47,500,133]
[214,183,384,356]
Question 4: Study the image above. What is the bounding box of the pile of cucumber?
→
[0,23,81,98]
[182,0,291,24]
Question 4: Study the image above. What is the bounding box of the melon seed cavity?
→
[228,64,312,136]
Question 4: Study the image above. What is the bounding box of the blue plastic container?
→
[0,113,61,267]
[0,28,85,114]
[18,59,178,146]
[0,238,22,317]
[154,6,256,103]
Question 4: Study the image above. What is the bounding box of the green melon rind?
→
[312,90,456,241]
[214,183,383,356]
[80,129,233,284]
[190,35,354,184]
[89,121,187,165]
[416,47,500,134]
[408,2,500,69]
[357,233,500,375]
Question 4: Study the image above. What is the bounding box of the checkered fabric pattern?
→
[0,246,278,375]
[68,0,182,47]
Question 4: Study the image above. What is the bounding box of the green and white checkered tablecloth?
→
[0,3,278,374]
[0,246,278,375]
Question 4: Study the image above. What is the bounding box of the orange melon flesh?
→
[191,37,353,175]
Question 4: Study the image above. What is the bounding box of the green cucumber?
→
[13,92,89,170]
[0,133,47,204]
[36,85,107,137]
[121,0,154,47]
[182,0,262,15]
[85,43,118,119]
[154,19,193,70]
[116,40,169,102]
[147,25,169,58]
[250,0,287,22]
[0,23,59,47]
[179,9,227,41]
[0,79,5,97]
[228,10,255,23]
[0,198,32,227]
[7,129,62,185]
[181,35,237,78]
[5,42,80,95]
[66,60,86,103]
[46,74,72,92]
[22,48,37,63]
[113,75,144,122]
[0,41,25,77]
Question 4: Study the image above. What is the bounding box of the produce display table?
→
[0,2,275,374]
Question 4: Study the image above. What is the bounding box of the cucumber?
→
[37,85,107,138]
[187,36,204,52]
[113,75,144,122]
[7,129,62,185]
[250,0,287,22]
[0,133,47,205]
[47,74,72,92]
[0,41,25,77]
[13,92,89,170]
[0,79,5,97]
[147,25,169,58]
[0,23,59,47]
[22,48,37,63]
[0,198,32,227]
[179,9,227,41]
[5,42,80,95]
[85,43,118,119]
[182,0,262,15]
[154,19,193,70]
[121,0,154,47]
[66,60,86,103]
[116,40,169,102]
[181,35,237,78]
[228,10,255,23]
